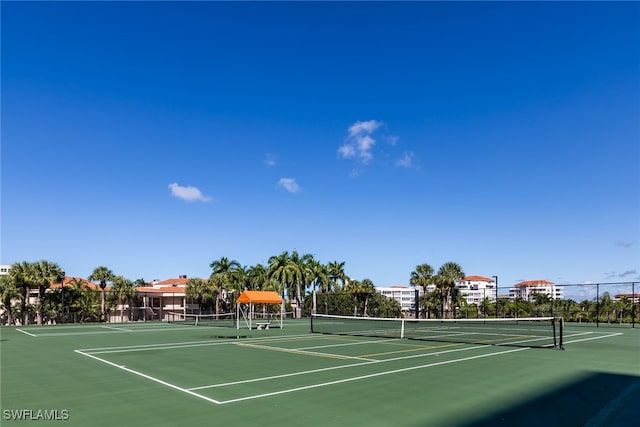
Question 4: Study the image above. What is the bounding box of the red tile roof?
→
[136,286,185,294]
[515,280,555,288]
[463,275,494,282]
[50,277,102,291]
[154,277,191,286]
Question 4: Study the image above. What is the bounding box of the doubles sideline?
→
[73,330,624,405]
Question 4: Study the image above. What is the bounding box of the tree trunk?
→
[100,289,106,322]
[36,288,44,325]
[22,287,30,326]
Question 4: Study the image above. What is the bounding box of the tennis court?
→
[1,317,638,426]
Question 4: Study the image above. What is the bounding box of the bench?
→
[255,322,270,330]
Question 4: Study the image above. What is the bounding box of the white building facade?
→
[509,280,563,301]
[377,286,423,313]
[455,275,497,305]
[0,264,11,276]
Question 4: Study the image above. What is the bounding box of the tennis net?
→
[311,314,563,349]
[166,312,236,328]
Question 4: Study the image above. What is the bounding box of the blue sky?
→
[2,2,639,298]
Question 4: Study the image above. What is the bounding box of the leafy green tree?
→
[359,278,376,317]
[31,261,65,325]
[419,291,441,318]
[327,261,348,293]
[289,251,309,317]
[10,261,35,325]
[73,287,100,323]
[376,293,402,318]
[63,278,88,322]
[134,278,147,287]
[599,292,614,323]
[267,251,300,318]
[344,279,361,316]
[109,276,136,322]
[531,292,551,317]
[435,262,465,318]
[186,278,214,314]
[479,297,493,318]
[209,257,241,316]
[305,259,329,315]
[0,275,20,325]
[246,264,268,290]
[88,266,115,321]
[268,251,299,295]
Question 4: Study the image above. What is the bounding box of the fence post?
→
[596,283,600,328]
[633,282,636,329]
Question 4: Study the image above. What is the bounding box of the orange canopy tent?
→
[236,290,284,329]
[236,290,282,304]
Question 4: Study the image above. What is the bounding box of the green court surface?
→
[1,320,638,426]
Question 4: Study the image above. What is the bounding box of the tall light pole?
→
[492,275,498,318]
[60,270,65,323]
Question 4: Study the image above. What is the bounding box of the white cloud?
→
[395,151,414,168]
[277,178,300,193]
[168,183,212,202]
[348,120,382,137]
[339,120,383,164]
[384,134,399,146]
[264,153,277,167]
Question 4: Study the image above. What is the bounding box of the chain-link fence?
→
[487,282,637,327]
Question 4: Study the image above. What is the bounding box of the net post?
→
[552,317,557,349]
[400,319,405,339]
[559,317,564,350]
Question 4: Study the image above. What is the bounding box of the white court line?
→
[563,332,624,344]
[74,329,628,405]
[22,326,201,337]
[16,329,36,337]
[237,341,378,362]
[219,347,531,404]
[101,325,133,332]
[298,338,405,351]
[187,344,489,391]
[74,349,222,405]
[79,334,314,354]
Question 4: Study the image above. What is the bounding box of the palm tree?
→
[229,266,248,306]
[88,266,114,322]
[134,278,147,287]
[419,291,441,318]
[209,257,241,316]
[290,251,312,318]
[268,251,301,318]
[31,261,65,325]
[327,261,348,292]
[359,278,376,317]
[306,259,329,314]
[0,275,20,325]
[435,262,465,319]
[73,287,100,323]
[268,251,295,296]
[531,292,551,317]
[410,263,435,293]
[186,278,214,314]
[599,292,614,323]
[10,261,35,325]
[109,276,136,322]
[344,279,361,316]
[246,264,268,290]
